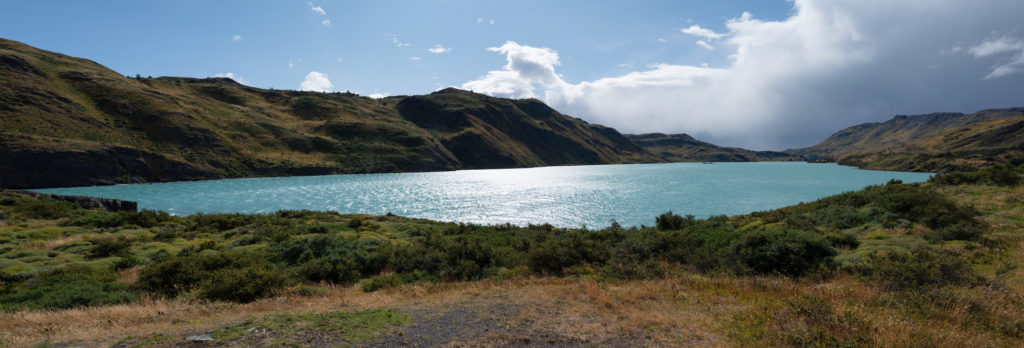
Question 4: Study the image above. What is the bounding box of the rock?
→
[186,334,213,342]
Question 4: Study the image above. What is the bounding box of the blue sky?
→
[2,1,1023,149]
[0,0,790,94]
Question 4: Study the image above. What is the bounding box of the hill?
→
[626,133,803,162]
[787,108,1024,171]
[0,38,657,189]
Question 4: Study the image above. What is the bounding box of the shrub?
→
[360,271,440,292]
[112,254,145,271]
[926,221,984,242]
[725,229,836,276]
[853,247,978,291]
[137,251,281,301]
[655,211,695,231]
[88,235,133,258]
[0,278,136,311]
[12,198,76,219]
[70,211,124,228]
[201,265,290,303]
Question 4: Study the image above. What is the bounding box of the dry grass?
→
[2,270,1023,347]
[24,234,85,251]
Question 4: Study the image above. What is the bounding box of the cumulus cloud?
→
[428,44,451,54]
[695,40,714,50]
[308,2,325,15]
[299,71,333,92]
[322,19,331,26]
[368,93,387,99]
[213,72,247,85]
[461,0,1024,149]
[409,56,422,61]
[232,34,242,42]
[461,41,564,98]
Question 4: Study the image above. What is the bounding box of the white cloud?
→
[299,71,333,92]
[477,18,484,23]
[391,35,410,48]
[368,93,388,99]
[968,35,1024,79]
[657,38,667,43]
[232,35,242,42]
[409,56,422,61]
[681,25,725,40]
[461,41,563,98]
[336,57,343,63]
[695,40,714,50]
[308,2,325,15]
[490,19,495,25]
[322,19,331,26]
[462,0,1024,149]
[428,44,451,54]
[213,72,247,85]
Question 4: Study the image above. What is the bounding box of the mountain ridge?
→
[0,38,659,189]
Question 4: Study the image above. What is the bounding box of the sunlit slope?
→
[788,108,1024,171]
[0,38,658,188]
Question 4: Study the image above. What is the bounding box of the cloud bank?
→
[461,0,1024,149]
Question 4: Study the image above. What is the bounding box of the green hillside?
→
[0,38,657,189]
[788,108,1024,171]
[626,133,803,162]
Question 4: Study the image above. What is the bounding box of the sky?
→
[2,0,1023,150]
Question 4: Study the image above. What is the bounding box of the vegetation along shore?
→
[1,165,1021,346]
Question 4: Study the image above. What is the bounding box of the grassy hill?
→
[787,108,1024,171]
[0,38,657,189]
[626,133,803,162]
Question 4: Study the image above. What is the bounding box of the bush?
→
[927,221,984,242]
[655,211,695,231]
[88,235,133,258]
[201,265,290,303]
[0,278,136,311]
[360,271,440,292]
[137,250,286,302]
[854,247,978,291]
[725,229,836,276]
[12,198,76,219]
[70,211,124,228]
[112,254,145,271]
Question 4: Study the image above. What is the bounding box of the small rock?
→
[187,334,214,342]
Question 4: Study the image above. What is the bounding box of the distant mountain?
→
[626,133,803,162]
[787,108,1024,171]
[0,38,658,189]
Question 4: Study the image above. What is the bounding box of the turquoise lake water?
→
[32,162,933,228]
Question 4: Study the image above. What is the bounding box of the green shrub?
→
[926,221,984,242]
[70,211,124,228]
[112,254,145,271]
[725,229,836,276]
[12,198,76,219]
[201,265,290,303]
[360,271,440,292]
[0,278,136,311]
[824,232,860,249]
[137,250,291,303]
[853,247,978,291]
[88,235,133,258]
[655,211,695,231]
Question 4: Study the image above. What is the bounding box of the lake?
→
[32,162,932,228]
